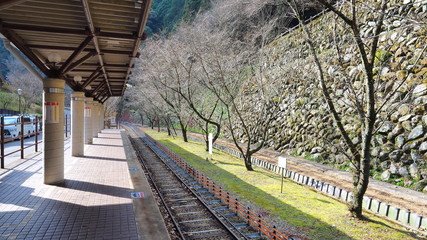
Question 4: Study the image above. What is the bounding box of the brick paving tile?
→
[0,130,140,240]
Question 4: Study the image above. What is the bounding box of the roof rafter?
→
[81,66,102,89]
[2,23,137,40]
[81,0,112,96]
[64,51,97,74]
[0,0,30,10]
[27,44,133,55]
[58,36,93,74]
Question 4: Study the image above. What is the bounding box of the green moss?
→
[375,49,392,65]
[141,128,419,240]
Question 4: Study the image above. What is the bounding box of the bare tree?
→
[137,43,194,142]
[6,57,42,114]
[283,0,427,218]
[143,31,225,151]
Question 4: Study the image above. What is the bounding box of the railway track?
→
[125,125,264,240]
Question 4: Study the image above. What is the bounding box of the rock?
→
[381,170,391,181]
[406,140,422,150]
[400,154,413,165]
[367,21,376,27]
[389,150,403,162]
[423,115,427,125]
[389,163,399,174]
[380,160,391,170]
[413,179,427,191]
[411,150,424,164]
[413,84,427,97]
[399,166,409,177]
[311,147,323,154]
[395,134,406,148]
[403,179,413,187]
[409,163,420,178]
[392,20,402,27]
[401,121,413,131]
[414,96,427,105]
[375,135,387,145]
[407,125,426,141]
[372,147,381,157]
[311,153,322,160]
[343,54,354,63]
[378,121,394,134]
[399,114,412,122]
[391,124,404,136]
[398,104,411,116]
[411,115,422,125]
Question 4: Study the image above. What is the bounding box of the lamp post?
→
[17,88,22,115]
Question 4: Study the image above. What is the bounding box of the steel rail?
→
[128,136,186,240]
[125,124,243,240]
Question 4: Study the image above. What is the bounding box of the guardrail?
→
[0,115,71,169]
[142,130,294,240]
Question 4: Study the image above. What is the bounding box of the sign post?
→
[278,156,287,193]
[208,133,213,160]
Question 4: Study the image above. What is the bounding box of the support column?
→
[92,102,99,138]
[43,78,65,185]
[100,104,104,132]
[84,98,94,144]
[71,92,85,156]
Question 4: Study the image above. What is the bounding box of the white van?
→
[29,115,42,132]
[3,116,34,139]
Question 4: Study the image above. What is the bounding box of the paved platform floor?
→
[0,129,166,240]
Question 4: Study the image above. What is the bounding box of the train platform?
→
[0,129,169,240]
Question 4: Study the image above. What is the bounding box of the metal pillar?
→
[84,97,94,144]
[43,78,65,185]
[71,92,85,156]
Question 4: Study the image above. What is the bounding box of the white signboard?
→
[45,102,59,123]
[208,133,213,155]
[278,156,287,169]
[85,107,92,117]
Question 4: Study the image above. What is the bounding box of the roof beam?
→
[95,87,109,100]
[92,81,107,95]
[0,0,29,10]
[82,0,112,96]
[63,51,97,74]
[27,44,133,55]
[81,63,128,68]
[2,23,137,40]
[122,0,152,96]
[81,66,103,89]
[73,69,127,74]
[0,25,49,75]
[59,36,93,74]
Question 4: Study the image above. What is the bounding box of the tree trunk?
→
[179,121,188,142]
[349,157,370,218]
[244,154,254,171]
[166,125,171,136]
[139,113,144,126]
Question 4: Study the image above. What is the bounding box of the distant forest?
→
[146,0,211,35]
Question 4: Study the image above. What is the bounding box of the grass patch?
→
[141,128,420,240]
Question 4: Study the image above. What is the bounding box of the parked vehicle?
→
[3,116,33,139]
[29,115,42,132]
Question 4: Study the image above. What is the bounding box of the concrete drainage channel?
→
[177,134,427,234]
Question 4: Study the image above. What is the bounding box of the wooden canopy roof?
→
[0,0,152,103]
